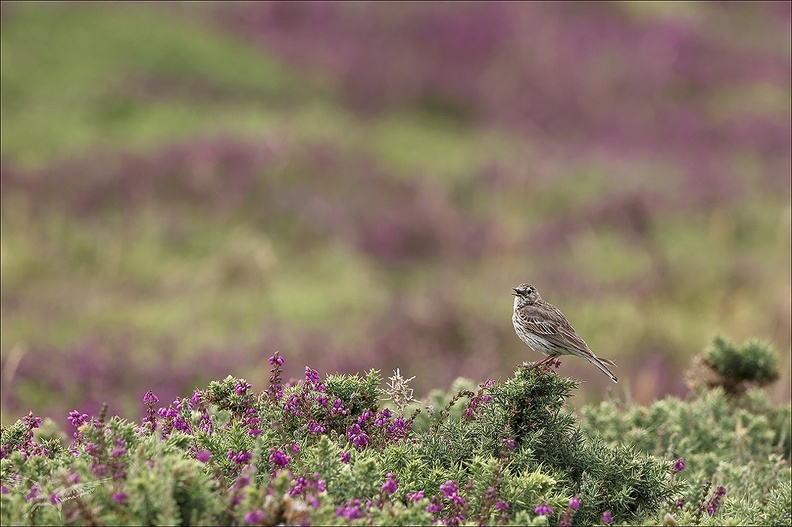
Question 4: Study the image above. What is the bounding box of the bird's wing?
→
[517,304,591,353]
[517,310,559,336]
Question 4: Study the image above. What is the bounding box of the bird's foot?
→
[533,358,562,373]
[516,359,560,373]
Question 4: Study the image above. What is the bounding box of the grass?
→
[1,3,304,167]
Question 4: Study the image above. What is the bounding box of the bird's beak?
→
[512,288,521,296]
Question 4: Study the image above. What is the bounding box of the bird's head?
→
[512,283,541,308]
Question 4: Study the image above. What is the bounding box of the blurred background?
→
[1,2,790,428]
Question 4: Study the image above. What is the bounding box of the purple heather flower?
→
[290,476,308,495]
[238,474,252,489]
[235,381,252,396]
[196,450,211,463]
[244,510,265,525]
[672,458,685,472]
[602,510,613,524]
[357,409,373,427]
[23,412,43,430]
[284,393,301,416]
[68,411,89,428]
[463,405,476,421]
[463,382,494,421]
[305,367,321,385]
[268,448,290,468]
[440,480,465,507]
[336,498,363,520]
[502,438,515,451]
[389,416,412,440]
[340,451,351,463]
[1,486,8,494]
[347,423,369,451]
[535,502,554,516]
[440,480,459,499]
[25,485,40,501]
[246,419,262,437]
[198,410,213,434]
[495,500,510,511]
[560,496,581,526]
[675,498,686,509]
[174,416,191,433]
[408,490,424,503]
[425,498,443,514]
[228,449,253,465]
[268,353,285,402]
[374,408,392,426]
[706,486,727,516]
[112,492,128,505]
[332,398,348,416]
[143,391,159,405]
[189,389,202,409]
[308,421,326,435]
[382,473,398,495]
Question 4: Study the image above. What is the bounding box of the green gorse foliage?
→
[1,338,789,526]
[704,336,780,386]
[582,337,791,526]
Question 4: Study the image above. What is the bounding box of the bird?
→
[511,283,618,383]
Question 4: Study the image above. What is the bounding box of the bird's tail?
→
[584,354,618,383]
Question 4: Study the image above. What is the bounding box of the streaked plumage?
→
[511,283,618,383]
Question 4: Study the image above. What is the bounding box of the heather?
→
[2,343,789,526]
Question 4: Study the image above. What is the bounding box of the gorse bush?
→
[582,337,791,526]
[686,336,781,396]
[1,339,789,526]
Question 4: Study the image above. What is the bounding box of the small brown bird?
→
[512,283,618,383]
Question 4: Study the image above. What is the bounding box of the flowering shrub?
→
[3,346,787,526]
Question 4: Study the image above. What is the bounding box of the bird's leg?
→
[533,356,561,373]
[527,356,551,369]
[517,357,562,372]
[517,359,547,370]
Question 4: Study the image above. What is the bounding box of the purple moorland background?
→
[1,2,790,428]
